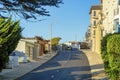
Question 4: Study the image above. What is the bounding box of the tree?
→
[51,37,61,46]
[51,37,61,51]
[0,17,22,71]
[0,0,63,20]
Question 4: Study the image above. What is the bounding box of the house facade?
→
[16,36,50,61]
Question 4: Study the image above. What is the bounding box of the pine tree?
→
[0,0,63,20]
[0,17,22,71]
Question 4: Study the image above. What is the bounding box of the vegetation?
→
[0,0,63,20]
[101,34,112,74]
[51,37,61,51]
[101,33,120,80]
[0,17,22,72]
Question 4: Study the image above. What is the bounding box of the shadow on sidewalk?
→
[80,50,109,80]
[91,64,109,80]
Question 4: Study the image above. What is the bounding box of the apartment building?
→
[114,0,120,32]
[101,0,118,36]
[89,5,102,53]
[86,0,120,53]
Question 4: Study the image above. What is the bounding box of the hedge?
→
[101,33,120,80]
[107,34,120,80]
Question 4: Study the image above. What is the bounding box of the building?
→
[64,41,80,50]
[113,0,120,33]
[86,0,120,54]
[101,0,118,35]
[89,5,102,53]
[16,36,50,61]
[85,26,91,49]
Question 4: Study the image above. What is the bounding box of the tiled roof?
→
[89,5,101,14]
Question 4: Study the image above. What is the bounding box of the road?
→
[17,50,92,80]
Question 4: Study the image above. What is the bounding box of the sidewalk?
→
[0,52,58,80]
[81,49,108,80]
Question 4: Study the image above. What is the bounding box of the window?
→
[117,22,120,32]
[93,30,95,35]
[119,0,120,5]
[93,11,96,16]
[101,29,103,37]
[118,27,120,32]
[94,20,96,26]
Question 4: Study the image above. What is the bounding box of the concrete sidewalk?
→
[0,52,58,80]
[81,49,108,80]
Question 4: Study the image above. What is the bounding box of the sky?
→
[20,0,100,43]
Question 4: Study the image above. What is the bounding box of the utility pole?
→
[75,34,78,49]
[50,24,52,56]
[75,34,77,42]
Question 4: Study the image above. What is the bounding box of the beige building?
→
[87,0,120,54]
[89,5,102,53]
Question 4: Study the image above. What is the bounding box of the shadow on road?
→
[19,66,92,80]
[17,50,93,80]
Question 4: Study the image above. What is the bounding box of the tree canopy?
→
[0,0,63,20]
[51,37,61,46]
[0,17,22,71]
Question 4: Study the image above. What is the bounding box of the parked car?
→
[67,46,72,50]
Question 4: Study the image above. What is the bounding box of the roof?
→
[100,0,103,3]
[89,5,101,14]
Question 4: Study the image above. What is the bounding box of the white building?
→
[64,41,80,50]
[114,0,120,33]
[102,0,118,36]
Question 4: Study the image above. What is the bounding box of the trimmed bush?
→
[101,33,120,80]
[101,34,112,75]
[107,34,120,80]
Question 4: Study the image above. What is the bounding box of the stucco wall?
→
[16,40,26,53]
[102,0,118,36]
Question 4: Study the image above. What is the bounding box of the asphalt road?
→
[17,50,92,80]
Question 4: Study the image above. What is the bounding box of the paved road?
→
[17,50,92,80]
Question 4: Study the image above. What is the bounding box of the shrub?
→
[101,33,120,80]
[107,33,120,80]
[101,34,112,75]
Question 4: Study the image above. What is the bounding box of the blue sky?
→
[20,0,100,43]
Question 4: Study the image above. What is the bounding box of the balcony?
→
[92,16,98,19]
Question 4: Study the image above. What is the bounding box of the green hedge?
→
[101,33,120,80]
[107,34,120,80]
[101,34,112,75]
